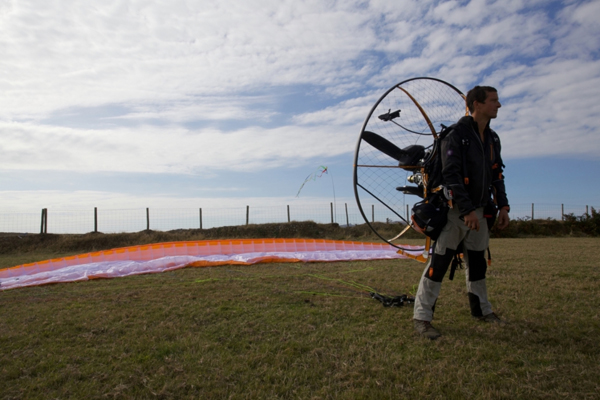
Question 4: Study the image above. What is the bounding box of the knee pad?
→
[425,251,455,283]
[467,250,487,281]
[468,292,483,317]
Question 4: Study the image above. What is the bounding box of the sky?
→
[1,0,599,220]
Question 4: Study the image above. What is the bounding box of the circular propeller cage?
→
[353,77,467,248]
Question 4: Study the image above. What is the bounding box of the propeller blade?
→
[362,131,407,162]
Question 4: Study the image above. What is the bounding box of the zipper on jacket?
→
[470,126,487,206]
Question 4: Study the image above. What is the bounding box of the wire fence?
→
[0,203,596,235]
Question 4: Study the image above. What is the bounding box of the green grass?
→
[1,237,599,399]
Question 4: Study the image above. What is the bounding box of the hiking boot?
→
[414,319,441,340]
[477,312,504,324]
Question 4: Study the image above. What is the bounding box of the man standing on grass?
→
[413,86,510,340]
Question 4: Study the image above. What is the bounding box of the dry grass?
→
[1,230,599,399]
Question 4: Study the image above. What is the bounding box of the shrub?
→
[491,208,599,238]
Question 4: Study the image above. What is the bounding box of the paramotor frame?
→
[353,77,467,257]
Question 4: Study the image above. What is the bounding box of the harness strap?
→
[448,253,463,281]
[461,137,470,185]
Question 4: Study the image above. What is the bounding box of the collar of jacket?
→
[457,115,492,137]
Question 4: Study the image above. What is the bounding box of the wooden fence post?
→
[246,205,249,225]
[586,205,589,216]
[531,203,534,220]
[287,205,290,223]
[40,208,47,234]
[146,208,150,230]
[199,208,203,229]
[345,203,349,226]
[561,204,564,221]
[371,205,374,223]
[94,207,98,233]
[330,203,334,224]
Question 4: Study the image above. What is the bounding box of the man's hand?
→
[497,208,510,230]
[463,211,480,231]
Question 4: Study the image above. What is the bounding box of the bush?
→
[563,207,600,236]
[491,208,600,238]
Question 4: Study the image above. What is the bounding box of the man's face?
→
[475,91,501,119]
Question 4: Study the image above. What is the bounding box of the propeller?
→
[361,130,407,162]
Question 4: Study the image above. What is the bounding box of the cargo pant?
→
[413,206,492,321]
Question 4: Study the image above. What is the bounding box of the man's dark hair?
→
[466,86,497,113]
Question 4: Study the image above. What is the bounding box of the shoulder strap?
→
[461,136,470,185]
[441,123,470,185]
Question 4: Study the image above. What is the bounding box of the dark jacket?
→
[440,116,509,216]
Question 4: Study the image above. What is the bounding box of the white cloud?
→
[489,54,600,158]
[0,120,358,174]
[118,96,278,123]
[0,0,599,182]
[0,0,384,119]
[553,1,600,58]
[292,91,381,126]
[570,0,600,27]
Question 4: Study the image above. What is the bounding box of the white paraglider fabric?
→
[0,239,423,291]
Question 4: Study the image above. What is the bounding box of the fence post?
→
[199,208,203,229]
[345,203,349,227]
[40,208,47,234]
[586,205,589,216]
[146,208,150,230]
[287,205,290,223]
[94,207,98,233]
[561,204,564,221]
[531,203,534,220]
[406,204,409,223]
[372,205,374,223]
[246,205,249,225]
[330,203,334,224]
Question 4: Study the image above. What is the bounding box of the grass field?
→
[1,235,599,399]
